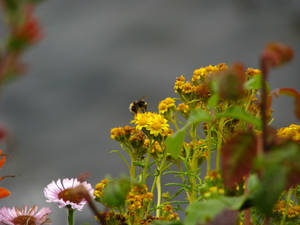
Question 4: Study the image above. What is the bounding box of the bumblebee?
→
[129,97,148,114]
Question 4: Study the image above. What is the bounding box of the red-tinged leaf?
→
[261,42,293,69]
[202,210,239,225]
[276,88,300,98]
[217,63,245,101]
[0,187,10,199]
[221,131,257,187]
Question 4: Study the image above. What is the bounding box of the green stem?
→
[216,119,225,171]
[206,124,212,175]
[156,174,162,217]
[177,162,191,202]
[280,189,293,225]
[68,208,75,225]
[142,140,153,184]
[130,157,136,184]
[190,125,198,203]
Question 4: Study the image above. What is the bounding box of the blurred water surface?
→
[0,0,300,224]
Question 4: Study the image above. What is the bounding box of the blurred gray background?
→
[1,0,300,224]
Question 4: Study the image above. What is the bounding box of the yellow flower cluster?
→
[273,200,300,218]
[131,112,170,137]
[150,141,163,154]
[126,184,153,212]
[277,124,300,142]
[158,97,176,114]
[177,103,189,114]
[174,75,185,93]
[205,170,221,181]
[245,68,261,77]
[161,204,179,221]
[174,66,218,99]
[203,186,225,198]
[94,179,108,199]
[192,63,228,82]
[111,125,138,140]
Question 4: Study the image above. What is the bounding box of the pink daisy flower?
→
[43,178,93,211]
[0,205,51,225]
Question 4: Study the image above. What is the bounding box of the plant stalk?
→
[280,188,293,225]
[68,208,74,225]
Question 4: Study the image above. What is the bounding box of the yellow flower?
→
[131,112,154,130]
[277,124,300,142]
[147,114,169,136]
[167,213,179,221]
[246,68,261,77]
[110,127,125,140]
[174,75,185,93]
[151,141,163,154]
[131,112,170,137]
[158,97,176,114]
[94,179,108,198]
[218,188,225,195]
[177,103,189,114]
[205,170,221,181]
[209,186,218,192]
[192,63,228,82]
[182,82,194,94]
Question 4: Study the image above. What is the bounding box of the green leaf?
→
[250,165,287,216]
[218,195,248,210]
[165,129,185,159]
[152,220,183,225]
[247,174,260,193]
[185,108,211,128]
[102,177,130,208]
[216,106,261,129]
[244,74,262,90]
[208,94,219,109]
[185,196,245,225]
[185,199,228,225]
[249,141,300,215]
[210,78,219,93]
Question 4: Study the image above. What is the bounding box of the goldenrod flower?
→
[158,97,176,114]
[205,170,221,181]
[147,114,169,136]
[151,141,163,154]
[192,63,228,82]
[131,112,154,130]
[273,200,300,218]
[110,127,126,140]
[132,112,170,137]
[174,75,185,93]
[277,124,300,142]
[182,82,194,94]
[94,179,108,199]
[177,103,189,114]
[246,68,261,77]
